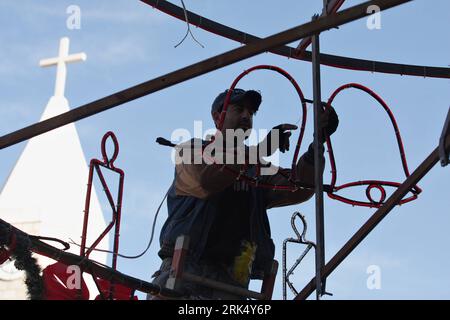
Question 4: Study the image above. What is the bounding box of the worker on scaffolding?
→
[148,88,338,299]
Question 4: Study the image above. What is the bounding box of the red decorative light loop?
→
[365,184,387,205]
[101,131,120,169]
[81,131,125,298]
[205,65,308,191]
[325,83,422,207]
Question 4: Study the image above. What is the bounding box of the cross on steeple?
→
[39,37,86,98]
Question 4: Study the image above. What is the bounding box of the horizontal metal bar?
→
[294,134,450,300]
[0,0,412,150]
[183,272,266,300]
[142,0,449,79]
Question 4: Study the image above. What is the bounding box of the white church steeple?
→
[0,37,108,300]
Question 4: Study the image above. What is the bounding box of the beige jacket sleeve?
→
[174,139,242,199]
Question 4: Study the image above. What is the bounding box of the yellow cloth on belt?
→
[232,240,257,286]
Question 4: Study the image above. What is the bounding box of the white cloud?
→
[123,185,169,219]
[0,41,47,78]
[332,250,406,271]
[0,1,170,25]
[0,102,35,119]
[0,1,168,77]
[82,6,170,25]
[85,37,149,66]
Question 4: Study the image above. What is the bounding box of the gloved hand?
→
[320,105,339,142]
[303,105,339,165]
[257,123,298,157]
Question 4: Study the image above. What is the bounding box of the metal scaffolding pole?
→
[311,24,326,300]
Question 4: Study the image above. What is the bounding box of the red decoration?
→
[206,66,422,207]
[80,131,124,277]
[0,233,17,264]
[94,278,138,300]
[42,262,89,300]
[325,83,422,207]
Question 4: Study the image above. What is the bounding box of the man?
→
[149,88,338,299]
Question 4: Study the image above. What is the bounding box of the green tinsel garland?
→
[0,226,44,300]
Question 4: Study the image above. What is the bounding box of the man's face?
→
[213,98,255,135]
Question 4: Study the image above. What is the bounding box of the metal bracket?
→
[282,212,316,299]
[439,107,450,167]
[166,235,190,292]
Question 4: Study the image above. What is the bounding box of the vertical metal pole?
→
[323,0,329,14]
[312,18,326,300]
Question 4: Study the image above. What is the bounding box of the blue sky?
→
[0,0,449,300]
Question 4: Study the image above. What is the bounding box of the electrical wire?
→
[69,184,171,260]
[174,0,204,48]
